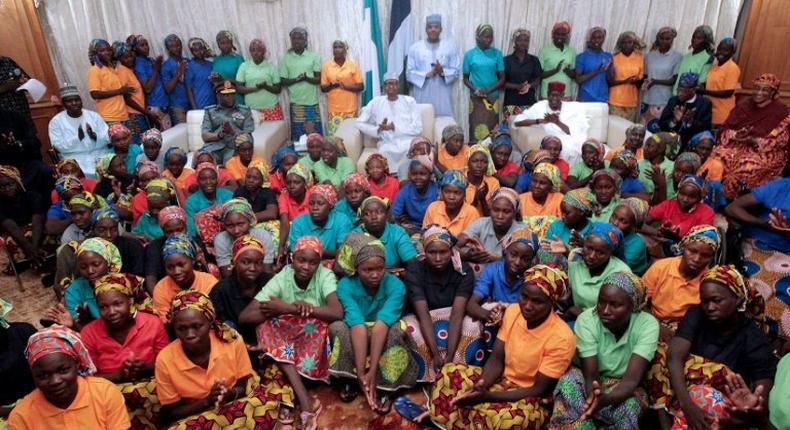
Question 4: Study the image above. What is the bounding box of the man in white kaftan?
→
[513,81,589,164]
[406,14,460,118]
[356,73,423,175]
[48,85,111,177]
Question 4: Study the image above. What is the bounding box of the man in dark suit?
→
[658,72,712,148]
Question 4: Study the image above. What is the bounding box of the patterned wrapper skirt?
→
[741,238,790,337]
[289,103,323,140]
[167,366,294,430]
[127,113,150,146]
[502,105,527,122]
[608,105,638,122]
[256,315,330,382]
[258,104,285,121]
[468,96,500,143]
[645,343,733,428]
[549,367,646,430]
[429,363,549,430]
[402,307,488,382]
[119,378,160,430]
[326,111,356,136]
[328,320,418,392]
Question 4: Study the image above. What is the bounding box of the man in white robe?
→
[513,81,589,164]
[356,73,423,175]
[406,14,460,117]
[48,85,111,177]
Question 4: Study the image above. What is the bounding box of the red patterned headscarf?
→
[25,325,96,375]
[167,291,238,342]
[702,265,766,331]
[157,205,186,228]
[523,264,569,306]
[310,183,338,207]
[342,172,371,192]
[94,273,155,314]
[294,235,323,257]
[108,123,130,139]
[232,235,265,263]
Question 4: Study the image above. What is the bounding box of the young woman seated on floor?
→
[287,184,352,259]
[214,198,275,278]
[351,196,418,272]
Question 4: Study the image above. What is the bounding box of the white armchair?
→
[334,104,457,172]
[507,102,643,154]
[161,109,288,164]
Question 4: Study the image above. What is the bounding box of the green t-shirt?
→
[280,49,321,106]
[538,43,577,98]
[254,265,336,307]
[569,160,609,181]
[575,308,659,378]
[313,157,356,189]
[298,154,320,171]
[568,255,632,310]
[770,354,790,430]
[236,59,281,109]
[591,196,621,223]
[637,158,674,194]
[673,50,712,94]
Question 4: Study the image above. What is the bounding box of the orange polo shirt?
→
[225,155,267,181]
[519,192,563,218]
[706,59,740,124]
[422,201,480,237]
[155,332,253,405]
[465,176,500,215]
[163,167,195,196]
[321,59,363,114]
[7,376,130,430]
[609,52,644,108]
[643,256,703,320]
[604,145,644,161]
[497,304,576,388]
[116,64,145,115]
[153,271,218,319]
[438,147,469,171]
[698,157,724,182]
[87,64,129,122]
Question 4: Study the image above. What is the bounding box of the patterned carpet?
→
[0,254,428,429]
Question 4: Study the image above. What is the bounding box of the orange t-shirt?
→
[163,167,195,196]
[153,271,218,318]
[8,376,130,430]
[643,256,703,320]
[116,64,145,115]
[519,192,563,218]
[320,59,363,114]
[706,59,740,125]
[278,191,310,221]
[422,201,480,237]
[605,145,644,161]
[438,146,469,171]
[465,176,500,215]
[609,52,644,108]
[497,305,576,387]
[87,64,129,122]
[155,332,253,405]
[225,155,267,181]
[698,157,724,182]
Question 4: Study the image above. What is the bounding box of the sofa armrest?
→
[606,115,636,148]
[335,118,364,165]
[161,124,189,154]
[508,118,548,156]
[251,120,288,163]
[433,116,457,145]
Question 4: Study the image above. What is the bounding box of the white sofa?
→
[507,102,642,154]
[161,109,288,164]
[334,104,457,172]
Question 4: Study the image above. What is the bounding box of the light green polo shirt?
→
[538,43,576,98]
[236,59,281,109]
[280,49,321,106]
[575,308,659,378]
[254,265,336,307]
[568,255,632,311]
[637,158,674,194]
[673,50,713,94]
[313,157,356,189]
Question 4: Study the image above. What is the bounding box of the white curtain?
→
[37,0,742,137]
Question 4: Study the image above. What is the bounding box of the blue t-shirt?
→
[575,49,613,102]
[621,176,646,194]
[161,57,189,109]
[134,56,169,108]
[47,201,71,221]
[391,181,439,226]
[747,178,790,252]
[514,172,533,193]
[472,260,523,303]
[185,59,217,109]
[463,46,505,98]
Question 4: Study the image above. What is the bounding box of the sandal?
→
[375,393,393,415]
[339,382,359,402]
[394,396,428,423]
[273,406,295,430]
[299,398,322,430]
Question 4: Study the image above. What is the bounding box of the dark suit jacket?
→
[657,95,713,146]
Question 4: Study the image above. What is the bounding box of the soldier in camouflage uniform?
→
[200,80,254,164]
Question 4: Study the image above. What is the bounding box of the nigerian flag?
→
[361,0,384,105]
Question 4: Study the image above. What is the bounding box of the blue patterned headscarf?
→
[678,72,699,88]
[88,39,110,66]
[91,207,120,226]
[677,174,707,197]
[586,222,623,251]
[164,34,182,50]
[162,234,195,261]
[271,146,298,171]
[439,170,467,190]
[688,131,714,149]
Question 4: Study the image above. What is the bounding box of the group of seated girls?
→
[0,116,788,430]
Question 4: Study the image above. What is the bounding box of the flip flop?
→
[394,396,428,422]
[339,382,359,403]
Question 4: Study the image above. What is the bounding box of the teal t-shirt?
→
[336,273,405,327]
[463,46,505,97]
[287,210,352,251]
[352,223,418,268]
